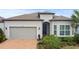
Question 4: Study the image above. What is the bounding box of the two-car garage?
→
[3,13,43,40]
[9,27,37,39]
[4,21,42,40]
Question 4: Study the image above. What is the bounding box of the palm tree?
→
[71,10,79,34]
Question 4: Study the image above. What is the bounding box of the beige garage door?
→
[10,27,37,39]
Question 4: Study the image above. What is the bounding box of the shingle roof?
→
[5,13,43,21]
[4,12,71,21]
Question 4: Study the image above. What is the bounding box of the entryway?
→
[43,22,50,36]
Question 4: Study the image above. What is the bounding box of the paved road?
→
[0,39,37,49]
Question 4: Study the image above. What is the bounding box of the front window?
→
[54,25,57,35]
[60,25,70,35]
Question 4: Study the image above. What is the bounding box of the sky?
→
[0,9,74,18]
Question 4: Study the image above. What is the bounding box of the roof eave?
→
[3,19,44,21]
[50,19,72,21]
[38,12,55,15]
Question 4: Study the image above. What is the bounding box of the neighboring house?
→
[0,12,77,39]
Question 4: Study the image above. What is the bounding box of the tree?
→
[71,10,79,34]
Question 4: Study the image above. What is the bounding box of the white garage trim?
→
[4,21,43,39]
[8,25,38,39]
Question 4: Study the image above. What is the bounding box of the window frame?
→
[54,25,57,35]
[60,25,70,36]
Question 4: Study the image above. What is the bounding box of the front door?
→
[43,22,50,36]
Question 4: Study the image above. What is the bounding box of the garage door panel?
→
[10,27,37,39]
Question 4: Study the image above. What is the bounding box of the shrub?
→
[38,35,61,49]
[37,41,44,49]
[59,37,76,46]
[74,34,79,44]
[60,37,73,42]
[0,28,7,43]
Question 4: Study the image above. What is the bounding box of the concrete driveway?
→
[0,39,37,49]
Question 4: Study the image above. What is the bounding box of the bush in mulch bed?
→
[74,34,79,44]
[59,37,76,46]
[37,35,61,49]
[0,28,7,43]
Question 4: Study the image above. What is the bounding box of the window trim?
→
[60,25,70,36]
[54,25,57,35]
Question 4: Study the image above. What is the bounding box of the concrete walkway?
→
[0,39,37,49]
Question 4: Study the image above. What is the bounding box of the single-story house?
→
[0,12,79,39]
